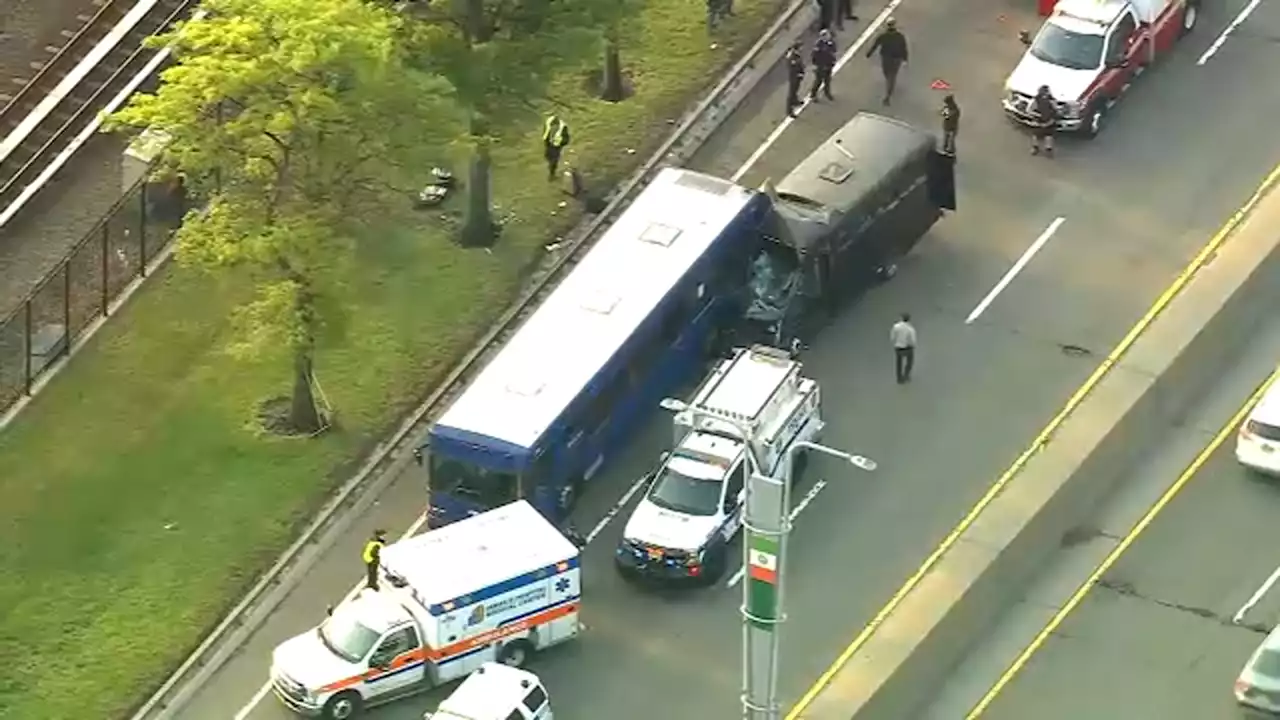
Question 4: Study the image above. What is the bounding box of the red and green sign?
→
[747,533,779,629]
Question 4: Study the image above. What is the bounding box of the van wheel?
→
[500,639,534,667]
[322,691,363,720]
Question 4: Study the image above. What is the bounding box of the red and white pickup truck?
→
[1002,0,1200,137]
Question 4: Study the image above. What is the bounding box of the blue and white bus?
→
[422,168,771,525]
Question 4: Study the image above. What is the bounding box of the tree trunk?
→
[459,132,496,248]
[289,347,323,434]
[601,41,625,103]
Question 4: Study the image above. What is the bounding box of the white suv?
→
[1237,378,1280,475]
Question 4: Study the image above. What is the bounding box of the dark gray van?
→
[741,112,955,347]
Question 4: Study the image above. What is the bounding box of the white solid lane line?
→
[730,0,908,182]
[965,216,1066,325]
[1233,562,1280,624]
[235,1,917,714]
[726,479,829,589]
[585,473,650,544]
[1198,0,1262,66]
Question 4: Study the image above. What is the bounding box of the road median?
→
[797,177,1280,720]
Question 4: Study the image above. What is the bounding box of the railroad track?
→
[0,0,196,230]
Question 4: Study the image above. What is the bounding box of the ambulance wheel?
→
[1081,103,1107,139]
[322,691,363,720]
[500,639,534,667]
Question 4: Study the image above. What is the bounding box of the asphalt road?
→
[924,304,1280,720]
[178,0,1280,718]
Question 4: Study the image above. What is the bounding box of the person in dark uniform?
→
[809,29,837,102]
[815,0,834,30]
[784,42,805,118]
[363,529,387,591]
[834,0,858,29]
[1030,85,1058,157]
[866,18,908,106]
[940,93,960,156]
[542,114,571,181]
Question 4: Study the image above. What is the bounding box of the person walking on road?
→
[866,18,909,106]
[809,29,837,102]
[1030,85,1058,157]
[542,114,571,181]
[940,93,960,156]
[835,0,858,30]
[784,42,805,118]
[363,529,388,591]
[890,313,917,384]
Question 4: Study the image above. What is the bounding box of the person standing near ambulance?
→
[363,529,387,591]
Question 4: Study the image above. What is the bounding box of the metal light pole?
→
[659,397,876,720]
[741,439,876,720]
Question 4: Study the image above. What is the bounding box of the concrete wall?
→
[799,187,1280,720]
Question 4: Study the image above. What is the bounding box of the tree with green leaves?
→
[404,0,627,247]
[109,0,461,434]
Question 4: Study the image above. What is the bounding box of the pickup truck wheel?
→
[790,450,809,484]
[1081,104,1107,139]
[500,639,533,667]
[322,691,363,720]
[704,543,729,584]
[1181,3,1198,34]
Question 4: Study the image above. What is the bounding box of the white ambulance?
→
[425,662,554,720]
[616,345,822,584]
[269,500,581,719]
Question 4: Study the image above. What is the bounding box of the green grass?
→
[0,3,781,719]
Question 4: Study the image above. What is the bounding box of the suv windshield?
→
[1030,23,1104,71]
[319,614,380,664]
[648,464,722,516]
[430,453,518,510]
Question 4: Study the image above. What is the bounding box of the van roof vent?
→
[818,160,854,184]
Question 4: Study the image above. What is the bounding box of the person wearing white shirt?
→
[890,313,917,384]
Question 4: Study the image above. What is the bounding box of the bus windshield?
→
[429,453,519,510]
[1030,23,1104,71]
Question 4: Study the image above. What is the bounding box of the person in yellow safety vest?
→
[542,114,571,181]
[363,529,387,591]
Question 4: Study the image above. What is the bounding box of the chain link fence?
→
[0,175,188,417]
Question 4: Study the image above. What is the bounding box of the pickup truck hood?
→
[623,497,719,553]
[1007,51,1099,103]
[273,629,362,691]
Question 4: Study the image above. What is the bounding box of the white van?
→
[426,663,553,720]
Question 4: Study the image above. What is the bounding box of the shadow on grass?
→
[0,2,786,718]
